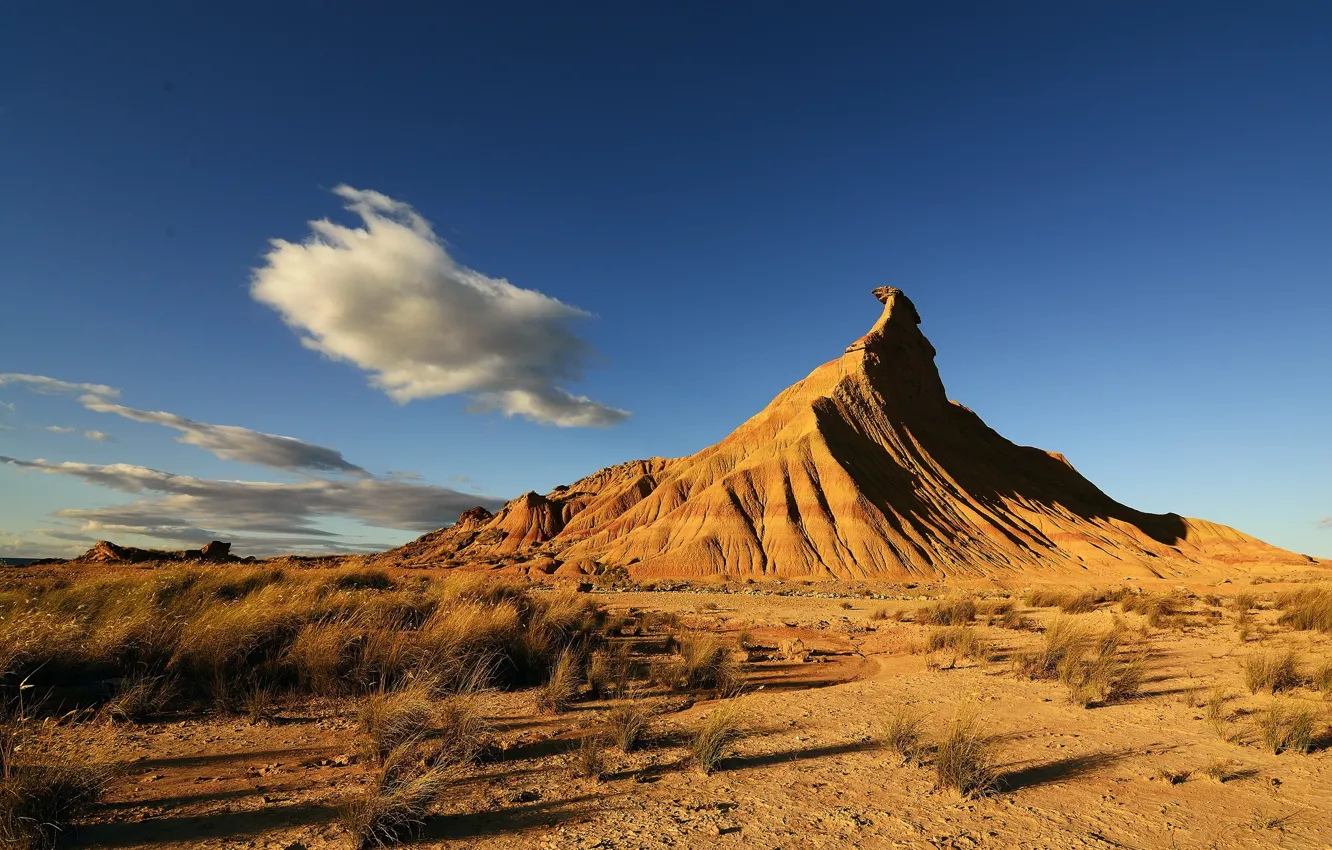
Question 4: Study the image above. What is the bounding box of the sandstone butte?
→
[378,288,1317,581]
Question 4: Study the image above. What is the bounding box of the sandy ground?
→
[66,584,1332,850]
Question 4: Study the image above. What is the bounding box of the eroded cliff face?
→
[379,289,1314,580]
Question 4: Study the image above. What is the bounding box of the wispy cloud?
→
[83,430,109,442]
[1319,516,1332,530]
[2,372,368,476]
[1,455,503,553]
[250,186,628,428]
[80,397,368,476]
[0,373,120,398]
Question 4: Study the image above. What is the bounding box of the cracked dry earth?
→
[72,587,1332,850]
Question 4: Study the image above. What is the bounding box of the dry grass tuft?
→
[1256,701,1317,755]
[341,742,450,849]
[1202,758,1235,782]
[536,649,581,714]
[606,701,651,753]
[1205,685,1231,738]
[102,671,174,723]
[1024,588,1065,608]
[883,705,927,767]
[567,733,607,780]
[1275,586,1332,634]
[918,596,977,626]
[586,650,613,700]
[925,627,987,669]
[1313,659,1332,698]
[332,568,396,592]
[358,679,438,761]
[1024,587,1124,612]
[1120,593,1178,628]
[691,701,745,775]
[656,632,741,695]
[0,707,115,850]
[433,682,490,767]
[1013,618,1093,681]
[1241,650,1300,695]
[241,680,279,725]
[1058,590,1103,614]
[1013,619,1143,707]
[933,711,998,798]
[0,762,112,850]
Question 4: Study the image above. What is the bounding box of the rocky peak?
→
[454,506,495,529]
[846,286,930,357]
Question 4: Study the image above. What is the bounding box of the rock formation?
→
[77,539,240,564]
[381,288,1315,580]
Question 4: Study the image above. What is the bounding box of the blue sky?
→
[2,2,1329,558]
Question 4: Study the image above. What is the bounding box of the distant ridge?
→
[380,288,1316,580]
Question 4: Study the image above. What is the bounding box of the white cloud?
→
[1,455,504,553]
[0,374,120,398]
[83,430,109,442]
[0,372,367,475]
[1319,516,1332,530]
[79,397,368,476]
[250,185,628,428]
